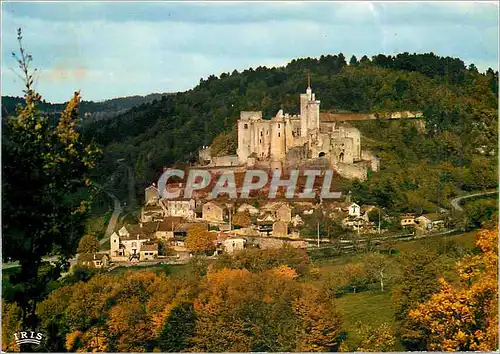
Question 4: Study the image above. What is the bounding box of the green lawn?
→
[335,289,404,351]
[394,230,478,253]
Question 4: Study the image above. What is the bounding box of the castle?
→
[234,82,379,180]
[198,81,393,180]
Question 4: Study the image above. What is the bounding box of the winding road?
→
[450,190,498,213]
[99,187,123,245]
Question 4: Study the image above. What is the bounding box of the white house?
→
[110,229,153,261]
[223,238,247,254]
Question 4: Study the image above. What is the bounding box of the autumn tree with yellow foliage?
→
[408,228,498,351]
[191,267,342,352]
[232,212,251,228]
[185,224,217,253]
[2,29,101,345]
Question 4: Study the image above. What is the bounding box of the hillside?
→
[79,53,498,208]
[1,92,171,123]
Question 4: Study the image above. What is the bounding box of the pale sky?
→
[1,1,498,103]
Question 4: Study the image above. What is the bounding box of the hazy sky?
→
[1,1,498,103]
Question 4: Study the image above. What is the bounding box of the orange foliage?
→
[185,224,217,252]
[408,228,498,351]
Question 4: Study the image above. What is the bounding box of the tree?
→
[2,29,100,331]
[364,252,393,292]
[392,247,441,350]
[209,126,237,157]
[1,301,23,352]
[158,301,197,352]
[232,212,251,227]
[77,234,100,254]
[107,297,154,352]
[349,55,358,66]
[408,228,498,351]
[158,239,174,256]
[343,263,371,293]
[292,285,343,351]
[355,322,396,352]
[360,55,371,65]
[191,268,342,352]
[185,224,216,253]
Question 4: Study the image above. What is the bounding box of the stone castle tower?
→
[237,80,322,164]
[300,74,320,138]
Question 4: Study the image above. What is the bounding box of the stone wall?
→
[211,155,239,167]
[334,162,367,181]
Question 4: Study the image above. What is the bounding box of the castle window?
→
[278,124,280,128]
[260,131,263,136]
[266,131,269,135]
[244,124,248,129]
[278,132,280,137]
[260,139,262,143]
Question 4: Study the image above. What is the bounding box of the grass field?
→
[394,229,478,253]
[335,288,404,350]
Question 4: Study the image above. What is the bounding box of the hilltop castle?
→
[199,81,386,180]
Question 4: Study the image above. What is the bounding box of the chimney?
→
[137,235,140,240]
[140,222,143,228]
[93,254,96,260]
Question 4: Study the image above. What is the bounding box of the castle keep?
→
[235,83,379,180]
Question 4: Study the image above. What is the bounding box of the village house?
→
[400,215,416,228]
[162,199,196,219]
[77,253,109,268]
[202,201,228,222]
[223,237,247,254]
[140,205,164,223]
[145,184,159,205]
[257,212,276,223]
[237,203,259,216]
[232,226,260,237]
[415,214,446,233]
[342,215,374,233]
[260,202,292,222]
[272,221,289,237]
[110,226,154,261]
[155,216,184,240]
[139,243,159,261]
